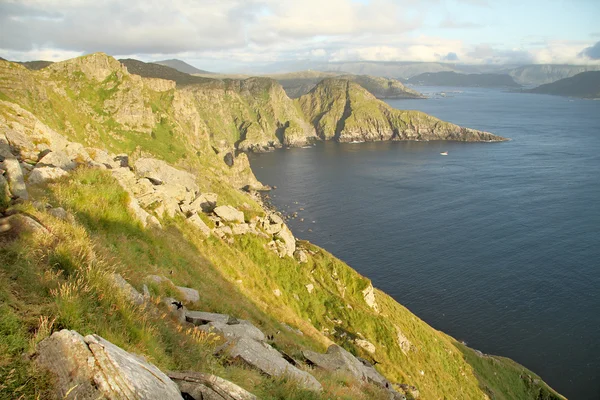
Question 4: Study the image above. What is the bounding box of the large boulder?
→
[133,158,198,195]
[213,205,244,224]
[36,329,183,400]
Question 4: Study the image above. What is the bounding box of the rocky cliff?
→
[298,78,505,142]
[0,53,561,400]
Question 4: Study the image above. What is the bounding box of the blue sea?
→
[249,87,600,399]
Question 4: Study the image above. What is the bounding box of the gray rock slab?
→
[200,321,265,342]
[84,333,183,399]
[223,337,322,392]
[168,371,257,400]
[303,344,367,382]
[36,329,183,400]
[186,311,231,326]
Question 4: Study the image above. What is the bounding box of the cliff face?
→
[0,53,563,400]
[298,78,506,143]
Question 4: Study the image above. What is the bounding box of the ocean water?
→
[249,87,600,399]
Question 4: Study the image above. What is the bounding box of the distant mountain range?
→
[269,71,424,99]
[251,60,600,86]
[118,59,214,86]
[525,71,600,98]
[154,59,212,74]
[406,71,520,88]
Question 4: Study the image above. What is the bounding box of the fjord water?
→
[249,87,600,399]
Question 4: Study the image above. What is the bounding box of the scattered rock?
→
[273,288,282,297]
[168,371,257,400]
[355,338,376,354]
[221,337,322,392]
[200,320,266,343]
[362,283,379,313]
[48,207,71,221]
[1,158,28,199]
[214,205,244,223]
[114,154,129,168]
[232,223,250,235]
[27,166,69,185]
[274,226,296,257]
[134,158,198,194]
[189,192,218,213]
[36,329,183,400]
[305,284,314,294]
[294,249,308,263]
[399,384,420,399]
[111,273,145,306]
[395,326,412,355]
[36,150,77,170]
[186,311,231,326]
[186,213,211,237]
[0,213,49,235]
[177,286,200,303]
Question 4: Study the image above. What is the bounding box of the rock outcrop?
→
[36,329,184,400]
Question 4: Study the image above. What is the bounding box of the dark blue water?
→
[249,87,600,399]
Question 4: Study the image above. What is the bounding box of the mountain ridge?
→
[525,71,600,98]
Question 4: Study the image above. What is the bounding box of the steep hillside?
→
[408,71,520,87]
[298,79,506,142]
[272,71,424,99]
[525,71,600,98]
[156,59,212,74]
[0,53,562,400]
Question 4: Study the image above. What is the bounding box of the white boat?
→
[440,151,448,156]
[349,140,365,144]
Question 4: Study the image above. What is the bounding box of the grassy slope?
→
[0,54,562,399]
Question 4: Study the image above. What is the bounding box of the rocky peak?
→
[45,52,127,82]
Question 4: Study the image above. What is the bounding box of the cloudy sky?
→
[1,0,599,72]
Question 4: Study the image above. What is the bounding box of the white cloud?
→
[1,0,599,70]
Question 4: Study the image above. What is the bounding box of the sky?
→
[1,0,600,72]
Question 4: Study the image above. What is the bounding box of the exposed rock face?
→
[395,326,413,355]
[0,213,49,235]
[187,213,211,237]
[36,329,183,400]
[362,283,379,313]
